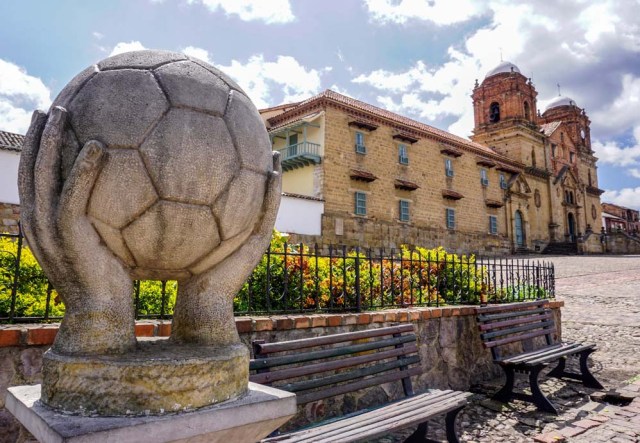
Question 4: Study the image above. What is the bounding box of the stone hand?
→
[171,151,282,346]
[19,107,136,355]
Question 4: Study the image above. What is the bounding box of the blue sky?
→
[2,0,640,208]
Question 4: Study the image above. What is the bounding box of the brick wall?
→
[0,302,563,439]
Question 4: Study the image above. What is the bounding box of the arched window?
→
[489,102,500,123]
[524,101,531,120]
[588,170,592,186]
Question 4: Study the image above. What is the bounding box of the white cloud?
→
[363,0,486,25]
[217,54,325,108]
[602,188,640,211]
[92,31,104,40]
[109,41,146,56]
[182,46,212,64]
[593,137,640,167]
[186,0,294,24]
[628,169,640,179]
[0,59,52,134]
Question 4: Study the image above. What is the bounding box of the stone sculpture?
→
[18,50,281,415]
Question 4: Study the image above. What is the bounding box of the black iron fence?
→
[0,230,554,323]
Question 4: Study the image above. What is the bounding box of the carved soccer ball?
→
[51,50,273,280]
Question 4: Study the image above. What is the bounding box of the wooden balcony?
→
[279,141,322,171]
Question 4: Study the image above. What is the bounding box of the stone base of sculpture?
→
[7,382,296,443]
[41,339,248,416]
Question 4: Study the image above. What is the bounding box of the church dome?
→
[544,95,577,111]
[485,61,521,78]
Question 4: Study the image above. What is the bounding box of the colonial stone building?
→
[602,202,640,234]
[0,130,23,234]
[261,61,605,254]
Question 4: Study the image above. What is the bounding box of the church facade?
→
[261,61,604,254]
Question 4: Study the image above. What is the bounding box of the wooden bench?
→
[476,300,603,414]
[249,324,471,442]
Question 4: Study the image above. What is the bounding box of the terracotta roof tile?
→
[350,169,378,182]
[0,130,24,152]
[442,189,464,200]
[394,179,419,191]
[540,121,561,137]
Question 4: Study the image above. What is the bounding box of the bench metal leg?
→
[579,349,604,389]
[404,422,428,443]
[529,365,558,414]
[493,365,515,403]
[547,357,566,379]
[445,406,465,443]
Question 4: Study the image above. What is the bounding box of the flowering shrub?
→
[234,232,492,312]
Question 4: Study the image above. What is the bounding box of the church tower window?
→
[524,101,531,120]
[489,102,500,123]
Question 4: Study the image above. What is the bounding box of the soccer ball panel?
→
[213,169,266,239]
[224,91,272,174]
[88,149,158,228]
[91,217,136,267]
[122,201,220,271]
[155,61,229,115]
[51,65,98,110]
[97,50,186,71]
[187,57,246,96]
[69,70,169,147]
[189,228,253,275]
[139,109,238,205]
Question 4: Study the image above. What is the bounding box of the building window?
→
[570,152,575,163]
[398,144,409,164]
[531,148,536,167]
[354,192,367,215]
[524,101,531,120]
[445,158,454,177]
[446,208,455,229]
[399,200,410,222]
[551,144,557,157]
[489,215,498,234]
[489,102,500,123]
[499,173,508,189]
[355,131,366,154]
[480,168,489,186]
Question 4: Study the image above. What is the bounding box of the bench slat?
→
[296,365,422,404]
[476,300,548,315]
[250,334,416,370]
[524,344,595,365]
[255,324,414,354]
[501,343,582,364]
[478,312,553,331]
[483,327,555,348]
[250,343,418,385]
[264,390,469,443]
[480,319,554,340]
[282,355,420,393]
[477,307,547,323]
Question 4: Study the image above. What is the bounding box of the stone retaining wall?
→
[0,302,563,441]
[0,203,20,235]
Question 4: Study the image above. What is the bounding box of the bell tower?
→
[471,61,545,166]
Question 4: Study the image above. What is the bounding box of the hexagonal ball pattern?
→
[224,91,273,174]
[91,218,136,267]
[140,108,237,205]
[122,201,220,271]
[69,69,168,147]
[88,149,158,228]
[189,227,253,275]
[154,61,230,115]
[187,56,246,96]
[213,169,266,239]
[97,50,187,71]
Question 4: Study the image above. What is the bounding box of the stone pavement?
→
[379,254,640,442]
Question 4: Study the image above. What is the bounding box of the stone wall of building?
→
[0,203,20,235]
[0,303,563,440]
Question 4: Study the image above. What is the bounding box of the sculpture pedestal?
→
[7,383,296,443]
[41,339,249,415]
